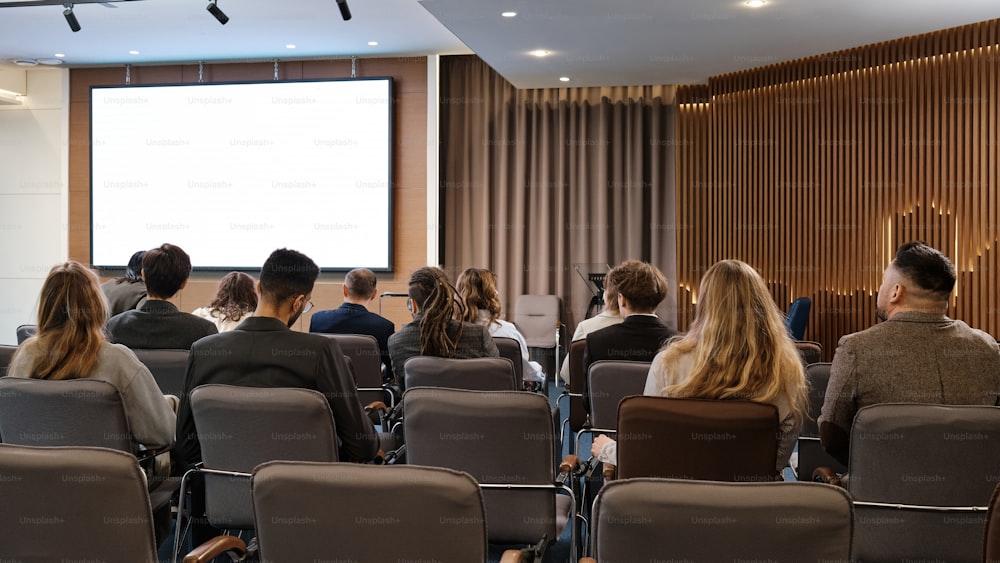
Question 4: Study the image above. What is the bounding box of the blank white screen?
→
[91,78,392,271]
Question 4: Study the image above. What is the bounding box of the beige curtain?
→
[440,55,678,332]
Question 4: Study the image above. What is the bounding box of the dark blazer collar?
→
[235,316,291,332]
[139,299,180,314]
[339,302,369,313]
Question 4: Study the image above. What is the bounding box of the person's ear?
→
[342,285,349,299]
[179,278,188,291]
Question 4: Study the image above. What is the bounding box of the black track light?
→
[63,4,81,32]
[206,0,229,25]
[336,0,351,21]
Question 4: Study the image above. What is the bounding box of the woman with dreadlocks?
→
[387,266,499,390]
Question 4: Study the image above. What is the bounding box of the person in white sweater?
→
[191,271,258,332]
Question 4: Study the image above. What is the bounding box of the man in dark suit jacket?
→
[106,243,217,349]
[582,260,677,411]
[310,268,396,381]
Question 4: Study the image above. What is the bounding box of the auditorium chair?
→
[513,294,565,393]
[404,387,581,561]
[15,323,36,344]
[795,362,846,480]
[0,444,246,563]
[319,333,398,423]
[131,347,189,398]
[557,339,588,454]
[402,356,518,391]
[173,384,342,563]
[604,396,779,482]
[493,336,525,385]
[575,360,650,454]
[984,483,1000,562]
[583,478,853,561]
[814,403,1000,562]
[250,461,525,562]
[0,344,16,375]
[793,339,823,366]
[784,296,811,340]
[0,377,179,544]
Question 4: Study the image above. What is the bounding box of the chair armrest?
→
[183,535,248,563]
[559,454,580,479]
[364,401,388,413]
[603,462,617,481]
[812,466,842,486]
[580,558,598,563]
[500,549,528,563]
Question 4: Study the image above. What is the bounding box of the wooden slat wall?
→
[675,20,1000,359]
[68,57,428,331]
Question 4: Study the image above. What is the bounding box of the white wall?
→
[0,67,69,345]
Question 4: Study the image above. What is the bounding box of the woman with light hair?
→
[593,259,808,474]
[192,271,258,332]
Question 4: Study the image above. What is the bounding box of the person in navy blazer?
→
[310,268,396,381]
[582,260,677,411]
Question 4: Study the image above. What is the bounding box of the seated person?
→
[559,278,623,384]
[106,243,217,349]
[310,268,396,382]
[9,261,176,474]
[100,250,148,316]
[593,259,809,475]
[388,266,499,390]
[820,241,1000,465]
[191,271,257,332]
[457,267,544,384]
[582,260,677,410]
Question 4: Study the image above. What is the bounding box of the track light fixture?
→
[336,0,351,21]
[206,0,228,25]
[63,3,81,32]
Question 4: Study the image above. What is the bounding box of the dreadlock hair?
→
[456,268,502,326]
[408,266,467,357]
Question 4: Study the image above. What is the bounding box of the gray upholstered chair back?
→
[587,360,650,429]
[492,336,524,383]
[15,324,36,345]
[252,461,489,561]
[794,340,823,367]
[616,396,779,481]
[403,356,517,391]
[566,339,588,432]
[985,483,1000,562]
[131,348,189,398]
[847,403,1000,562]
[797,362,846,480]
[189,384,339,529]
[589,478,853,561]
[317,333,385,406]
[403,387,567,546]
[0,443,157,560]
[0,377,133,452]
[0,344,17,376]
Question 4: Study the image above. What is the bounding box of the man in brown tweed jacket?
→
[820,241,1000,465]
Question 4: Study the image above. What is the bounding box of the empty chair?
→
[174,384,340,561]
[796,362,846,480]
[557,339,588,453]
[575,360,650,453]
[985,483,1000,562]
[513,294,564,386]
[0,344,16,376]
[15,324,36,344]
[404,387,579,561]
[403,356,518,391]
[815,403,1000,562]
[609,395,779,482]
[320,333,396,408]
[131,347,190,398]
[0,444,244,563]
[584,478,853,562]
[251,461,525,562]
[793,340,822,366]
[493,336,525,384]
[784,297,811,340]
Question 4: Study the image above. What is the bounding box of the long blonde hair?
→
[661,260,807,424]
[13,261,109,380]
[456,268,501,326]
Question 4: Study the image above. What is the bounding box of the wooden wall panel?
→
[68,57,428,330]
[676,20,1000,360]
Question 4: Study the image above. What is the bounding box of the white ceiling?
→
[0,0,997,88]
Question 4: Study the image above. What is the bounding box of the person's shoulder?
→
[99,342,145,367]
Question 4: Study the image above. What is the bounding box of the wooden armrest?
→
[183,535,247,563]
[560,454,580,474]
[500,549,527,563]
[812,466,842,486]
[580,558,598,563]
[603,462,617,481]
[365,401,388,413]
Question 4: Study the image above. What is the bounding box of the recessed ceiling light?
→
[37,58,64,66]
[501,11,517,17]
[368,41,378,46]
[128,50,140,55]
[54,53,65,58]
[12,59,38,67]
[530,50,550,58]
[745,0,766,7]
[559,77,570,82]
[286,44,296,49]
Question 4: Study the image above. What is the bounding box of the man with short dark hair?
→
[310,268,396,381]
[582,260,677,411]
[820,241,1000,465]
[106,243,217,349]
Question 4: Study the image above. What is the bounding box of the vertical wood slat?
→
[675,20,1000,359]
